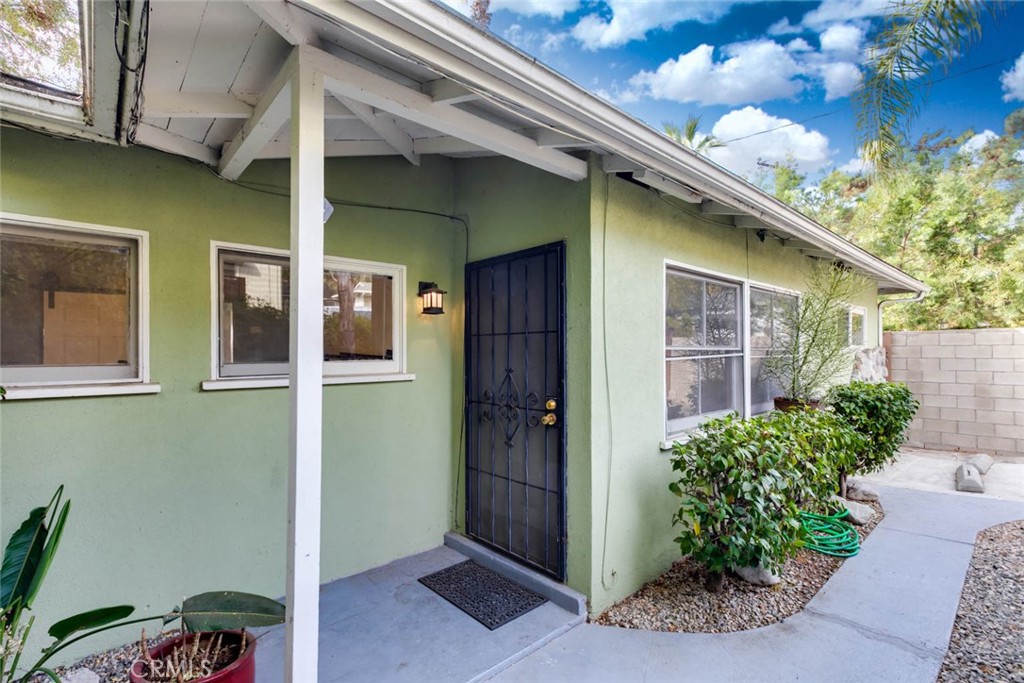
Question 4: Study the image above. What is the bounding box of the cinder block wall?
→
[886,328,1024,458]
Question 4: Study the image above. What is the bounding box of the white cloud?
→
[571,0,746,50]
[818,24,863,61]
[1001,53,1024,102]
[705,106,832,176]
[820,62,862,100]
[540,31,568,52]
[959,130,999,157]
[800,0,888,30]
[629,40,803,106]
[785,38,812,53]
[768,17,802,36]
[838,152,874,175]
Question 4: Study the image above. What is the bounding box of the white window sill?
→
[201,373,416,391]
[1,382,162,401]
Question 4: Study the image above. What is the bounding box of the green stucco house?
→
[0,0,926,673]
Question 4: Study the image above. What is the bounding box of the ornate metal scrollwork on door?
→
[479,368,527,446]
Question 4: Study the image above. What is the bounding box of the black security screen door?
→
[465,241,566,580]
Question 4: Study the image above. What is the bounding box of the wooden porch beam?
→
[245,0,318,45]
[255,136,485,159]
[134,123,219,165]
[143,90,358,120]
[422,78,479,104]
[302,45,587,180]
[218,48,297,180]
[327,93,419,165]
[701,199,744,215]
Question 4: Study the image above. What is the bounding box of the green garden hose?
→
[800,509,860,558]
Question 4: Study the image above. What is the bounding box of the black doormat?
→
[418,560,548,630]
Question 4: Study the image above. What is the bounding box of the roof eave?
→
[314,0,927,295]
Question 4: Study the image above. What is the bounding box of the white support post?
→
[285,53,324,683]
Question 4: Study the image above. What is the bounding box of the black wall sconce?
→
[418,281,447,315]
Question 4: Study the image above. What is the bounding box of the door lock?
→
[546,398,557,410]
[541,413,558,426]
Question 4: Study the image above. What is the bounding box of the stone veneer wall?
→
[885,328,1024,458]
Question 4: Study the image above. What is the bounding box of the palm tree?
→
[855,0,994,174]
[663,116,726,155]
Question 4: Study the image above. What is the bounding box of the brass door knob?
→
[546,398,557,410]
[541,413,557,426]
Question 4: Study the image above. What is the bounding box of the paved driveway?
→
[493,486,1024,683]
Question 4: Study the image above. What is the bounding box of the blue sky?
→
[441,0,1024,180]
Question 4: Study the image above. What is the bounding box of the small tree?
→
[827,381,919,496]
[761,263,871,404]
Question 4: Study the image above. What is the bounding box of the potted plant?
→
[0,488,284,683]
[128,591,284,683]
[761,263,870,411]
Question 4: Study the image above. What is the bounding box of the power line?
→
[721,54,1018,145]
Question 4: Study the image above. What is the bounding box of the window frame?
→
[663,259,801,441]
[848,306,867,348]
[749,284,801,416]
[207,241,408,386]
[0,211,151,389]
[0,0,91,125]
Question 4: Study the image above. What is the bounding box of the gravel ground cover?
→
[595,501,883,633]
[32,631,172,683]
[938,519,1024,683]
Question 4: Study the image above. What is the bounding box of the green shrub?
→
[827,381,919,476]
[668,409,864,586]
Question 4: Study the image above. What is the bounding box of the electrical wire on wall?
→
[599,172,617,592]
[113,0,150,144]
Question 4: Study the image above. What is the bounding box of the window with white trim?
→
[215,245,405,380]
[665,269,744,435]
[849,307,866,347]
[0,217,144,385]
[750,287,798,414]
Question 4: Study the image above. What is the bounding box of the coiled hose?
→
[800,509,860,558]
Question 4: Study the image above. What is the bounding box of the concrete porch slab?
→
[253,545,583,683]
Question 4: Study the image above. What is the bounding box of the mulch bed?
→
[937,519,1024,683]
[595,501,884,633]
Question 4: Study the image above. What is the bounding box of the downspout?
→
[877,291,927,346]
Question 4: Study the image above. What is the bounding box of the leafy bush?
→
[668,409,864,586]
[827,381,919,476]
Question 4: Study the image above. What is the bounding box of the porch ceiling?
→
[136,1,595,176]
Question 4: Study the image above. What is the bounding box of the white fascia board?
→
[301,0,926,294]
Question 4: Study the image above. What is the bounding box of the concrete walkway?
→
[493,486,1024,683]
[864,448,1024,502]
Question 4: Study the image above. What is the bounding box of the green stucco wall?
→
[0,128,460,659]
[1,127,883,658]
[452,157,594,600]
[584,163,879,614]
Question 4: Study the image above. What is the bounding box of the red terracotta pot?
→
[129,630,256,683]
[773,397,821,412]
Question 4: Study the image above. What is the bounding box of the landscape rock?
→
[63,670,100,683]
[955,463,985,493]
[966,453,994,475]
[851,347,888,382]
[845,478,880,502]
[731,564,781,586]
[831,495,875,526]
